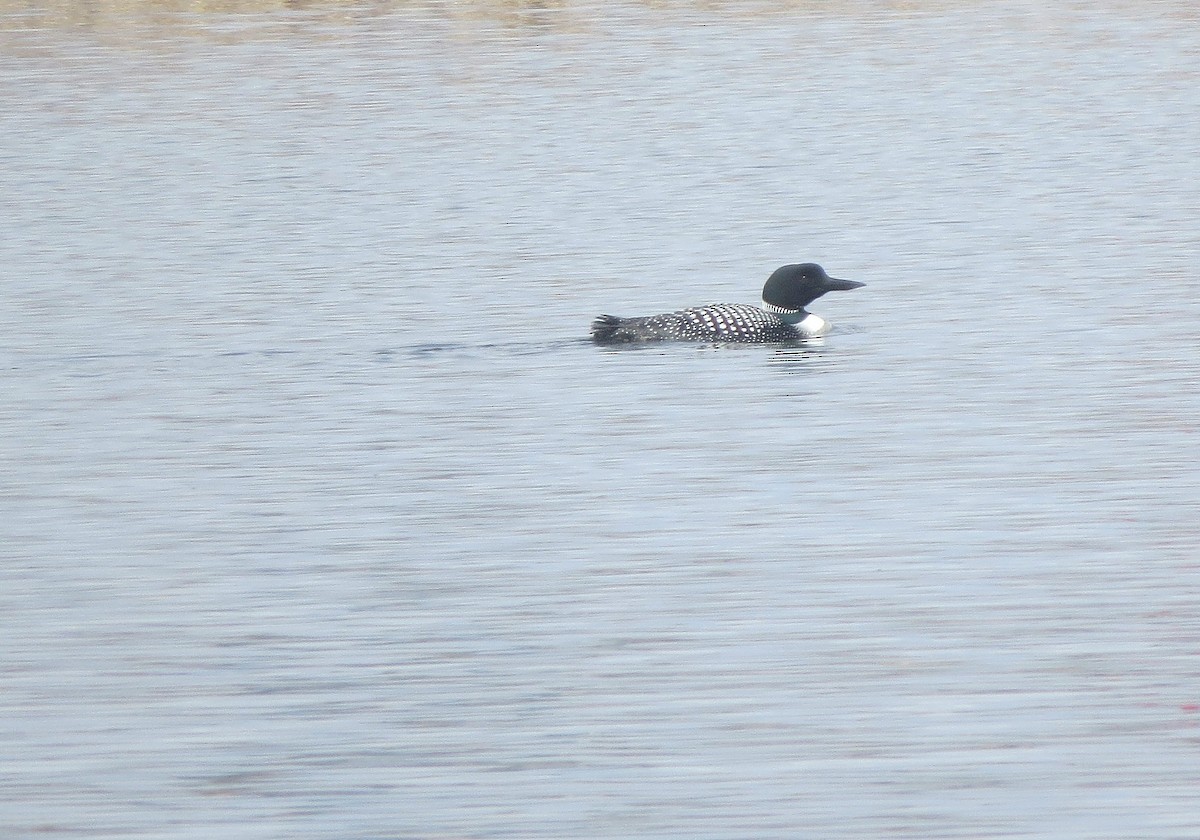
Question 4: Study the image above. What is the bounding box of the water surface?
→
[3,2,1200,838]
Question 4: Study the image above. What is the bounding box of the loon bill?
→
[590,263,864,345]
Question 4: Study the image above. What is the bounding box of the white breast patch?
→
[794,312,829,337]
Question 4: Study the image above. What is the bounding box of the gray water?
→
[3,1,1200,837]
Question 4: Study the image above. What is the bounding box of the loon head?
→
[761,263,864,320]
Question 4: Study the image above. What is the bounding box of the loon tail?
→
[591,314,625,344]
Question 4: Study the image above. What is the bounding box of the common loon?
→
[591,263,864,344]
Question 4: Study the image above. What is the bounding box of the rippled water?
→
[3,2,1200,838]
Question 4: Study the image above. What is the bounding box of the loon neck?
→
[762,302,828,337]
[761,301,808,325]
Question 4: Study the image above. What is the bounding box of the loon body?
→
[591,263,863,345]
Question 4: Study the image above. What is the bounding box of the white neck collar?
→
[762,302,828,337]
